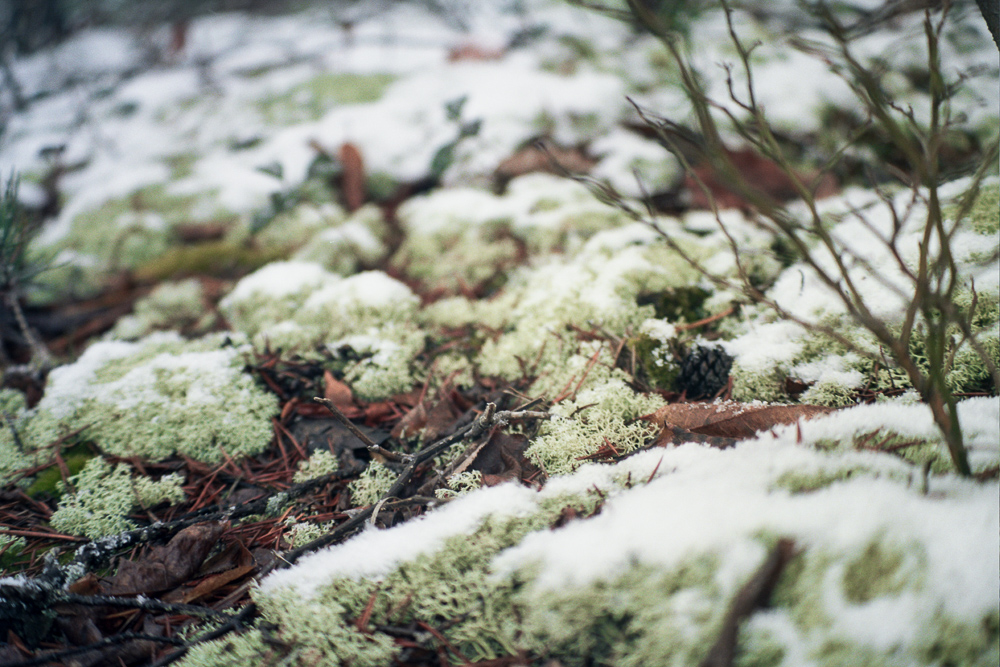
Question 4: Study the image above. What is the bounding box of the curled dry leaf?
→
[107,522,226,595]
[324,370,361,418]
[645,401,838,446]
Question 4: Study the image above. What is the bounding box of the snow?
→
[221,261,333,303]
[260,483,539,597]
[302,271,417,311]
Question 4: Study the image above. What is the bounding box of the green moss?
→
[526,377,664,476]
[772,467,866,493]
[637,286,711,323]
[132,239,286,283]
[258,72,397,125]
[959,183,999,235]
[347,461,397,507]
[629,332,680,390]
[293,449,339,484]
[841,539,921,603]
[109,278,206,340]
[25,333,278,462]
[514,556,724,666]
[25,443,93,498]
[176,629,277,667]
[49,457,185,539]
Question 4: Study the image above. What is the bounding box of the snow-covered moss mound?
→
[23,332,277,463]
[177,398,998,667]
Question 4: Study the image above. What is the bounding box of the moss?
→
[24,443,93,498]
[841,539,920,604]
[636,285,711,323]
[132,239,287,284]
[514,557,725,666]
[25,333,278,462]
[629,331,680,390]
[347,461,397,507]
[293,449,339,484]
[772,467,867,493]
[109,278,206,340]
[258,72,397,125]
[526,377,664,476]
[49,457,185,539]
[957,183,999,235]
[176,629,276,667]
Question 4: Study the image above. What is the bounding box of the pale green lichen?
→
[527,376,665,476]
[772,467,870,493]
[49,457,185,539]
[347,461,397,507]
[435,470,483,500]
[257,72,397,125]
[285,519,331,549]
[292,449,340,484]
[220,264,422,358]
[109,278,207,340]
[24,332,278,462]
[293,204,389,275]
[328,323,426,400]
[955,182,999,235]
[175,629,277,667]
[253,200,347,252]
[513,557,724,666]
[30,183,236,302]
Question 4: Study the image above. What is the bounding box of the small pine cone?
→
[679,345,733,399]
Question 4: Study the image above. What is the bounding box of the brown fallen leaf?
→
[164,562,255,604]
[645,401,838,444]
[685,147,839,211]
[339,142,365,212]
[107,523,226,595]
[448,43,505,62]
[324,370,361,418]
[495,141,596,185]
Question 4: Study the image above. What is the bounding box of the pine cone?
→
[678,345,733,399]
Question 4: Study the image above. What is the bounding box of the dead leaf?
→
[468,431,539,486]
[107,523,225,595]
[646,401,838,444]
[495,141,596,184]
[164,563,255,604]
[324,370,361,417]
[448,43,505,62]
[339,142,365,212]
[685,147,839,211]
[391,398,460,442]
